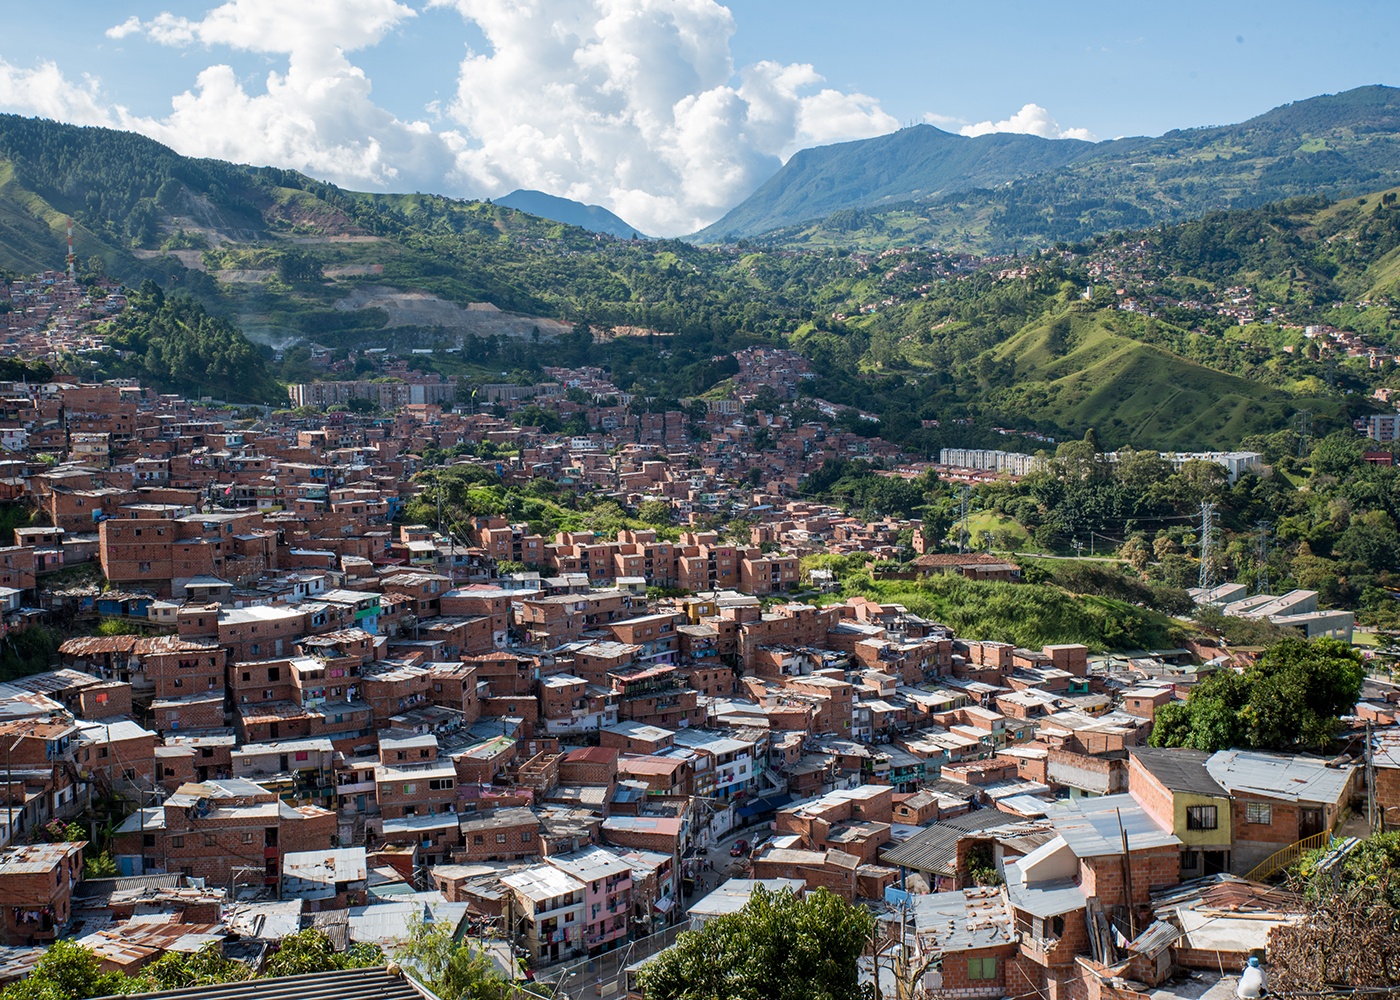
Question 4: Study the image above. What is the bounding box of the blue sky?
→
[0,0,1393,234]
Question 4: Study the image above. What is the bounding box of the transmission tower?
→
[1254,519,1271,596]
[1296,410,1313,459]
[1198,501,1219,591]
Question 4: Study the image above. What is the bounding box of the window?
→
[268,667,280,681]
[403,784,416,794]
[249,644,261,657]
[142,834,155,847]
[1186,805,1217,830]
[496,833,507,844]
[171,835,185,848]
[1246,802,1272,825]
[294,751,309,762]
[1181,850,1200,870]
[242,832,255,843]
[474,835,484,845]
[204,833,217,847]
[521,830,533,842]
[968,958,997,981]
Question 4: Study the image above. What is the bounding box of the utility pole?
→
[957,486,970,554]
[1254,520,1270,596]
[1366,719,1376,832]
[872,919,883,1000]
[1197,501,1218,591]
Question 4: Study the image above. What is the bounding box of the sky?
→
[0,0,1393,236]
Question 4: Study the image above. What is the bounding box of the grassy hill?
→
[987,311,1341,450]
[699,85,1400,250]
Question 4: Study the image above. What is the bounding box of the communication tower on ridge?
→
[65,217,76,279]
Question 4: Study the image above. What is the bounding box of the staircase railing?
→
[1242,829,1334,882]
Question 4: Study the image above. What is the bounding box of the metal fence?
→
[537,922,688,999]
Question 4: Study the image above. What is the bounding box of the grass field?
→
[951,511,1031,551]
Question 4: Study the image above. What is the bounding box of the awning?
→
[654,896,674,914]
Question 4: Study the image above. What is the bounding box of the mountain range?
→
[495,189,645,240]
[0,100,1394,454]
[692,84,1400,250]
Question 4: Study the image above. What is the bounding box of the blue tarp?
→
[736,792,793,818]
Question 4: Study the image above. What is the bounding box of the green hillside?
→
[987,312,1340,450]
[0,113,1392,452]
[701,85,1400,250]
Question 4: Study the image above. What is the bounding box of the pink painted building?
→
[545,845,633,955]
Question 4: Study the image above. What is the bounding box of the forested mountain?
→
[694,85,1400,249]
[690,125,1095,242]
[495,189,646,239]
[0,114,1396,449]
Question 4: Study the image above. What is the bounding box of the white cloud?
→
[108,0,417,55]
[960,103,1095,142]
[5,0,901,236]
[421,0,899,234]
[0,59,116,127]
[921,111,966,130]
[96,0,456,193]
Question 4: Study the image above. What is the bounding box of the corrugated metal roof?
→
[1206,750,1355,804]
[1130,747,1228,797]
[910,885,1015,953]
[879,810,1027,873]
[1048,794,1180,858]
[94,967,440,1000]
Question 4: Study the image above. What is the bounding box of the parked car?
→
[730,838,749,857]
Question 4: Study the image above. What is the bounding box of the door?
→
[1300,807,1325,839]
[1203,851,1227,875]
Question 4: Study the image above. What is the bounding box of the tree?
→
[265,929,382,978]
[2,940,130,1000]
[138,942,250,991]
[394,915,511,1000]
[1308,431,1364,478]
[636,500,673,526]
[636,886,872,1000]
[1149,636,1364,752]
[1270,833,1400,990]
[1119,536,1151,572]
[277,249,324,284]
